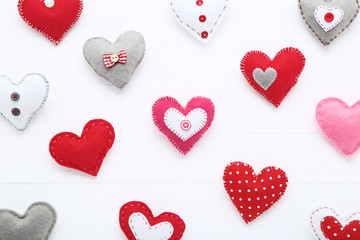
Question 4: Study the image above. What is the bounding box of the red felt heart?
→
[240,47,306,107]
[119,201,186,240]
[18,0,83,45]
[49,119,115,176]
[152,96,215,155]
[321,216,360,240]
[223,162,288,223]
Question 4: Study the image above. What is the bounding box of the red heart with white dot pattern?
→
[311,207,360,240]
[223,162,288,223]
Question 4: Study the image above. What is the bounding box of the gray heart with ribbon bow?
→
[299,0,359,46]
[83,31,146,89]
[0,202,56,240]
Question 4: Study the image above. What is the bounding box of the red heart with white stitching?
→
[152,96,215,155]
[240,47,306,107]
[311,207,360,240]
[18,0,83,45]
[119,201,186,240]
[223,162,288,223]
[49,119,115,176]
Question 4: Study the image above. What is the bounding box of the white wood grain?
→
[0,0,360,239]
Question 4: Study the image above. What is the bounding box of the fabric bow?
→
[103,50,127,68]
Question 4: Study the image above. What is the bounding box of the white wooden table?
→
[0,0,360,239]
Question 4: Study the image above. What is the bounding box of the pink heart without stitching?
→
[316,98,360,157]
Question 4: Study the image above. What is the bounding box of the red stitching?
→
[170,0,228,40]
[311,207,360,240]
[298,0,359,46]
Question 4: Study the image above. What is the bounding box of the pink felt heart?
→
[316,98,360,157]
[152,96,215,155]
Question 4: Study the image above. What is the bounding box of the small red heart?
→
[241,47,306,107]
[119,201,186,240]
[49,119,115,176]
[18,0,83,45]
[321,216,360,240]
[223,162,288,223]
[152,96,215,155]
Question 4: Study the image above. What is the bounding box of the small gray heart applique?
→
[252,68,277,90]
[83,31,145,89]
[299,0,359,46]
[0,202,56,240]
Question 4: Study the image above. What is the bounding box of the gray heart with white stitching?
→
[253,68,277,90]
[83,31,145,89]
[299,0,359,46]
[0,202,56,240]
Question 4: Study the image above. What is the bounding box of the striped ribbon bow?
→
[103,50,127,68]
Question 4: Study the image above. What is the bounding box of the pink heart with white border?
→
[316,97,360,157]
[152,96,215,155]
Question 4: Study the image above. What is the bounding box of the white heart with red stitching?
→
[170,0,228,43]
[0,73,49,131]
[314,6,344,32]
[164,108,207,141]
[129,213,174,240]
[311,207,360,240]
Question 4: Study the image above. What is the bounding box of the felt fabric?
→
[252,68,277,90]
[170,0,228,43]
[83,31,145,89]
[152,96,215,155]
[119,201,186,240]
[0,202,56,240]
[0,73,49,132]
[18,0,83,45]
[49,119,115,176]
[311,207,360,240]
[241,47,306,108]
[315,6,344,32]
[316,98,360,157]
[299,0,359,46]
[223,162,288,224]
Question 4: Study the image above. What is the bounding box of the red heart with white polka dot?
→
[311,207,360,240]
[321,216,360,240]
[223,162,288,223]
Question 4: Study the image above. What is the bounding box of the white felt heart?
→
[164,108,207,142]
[0,73,49,131]
[314,6,344,32]
[170,0,228,43]
[129,213,174,240]
[252,68,277,90]
[311,207,360,240]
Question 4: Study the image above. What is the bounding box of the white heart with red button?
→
[170,0,228,43]
[314,6,344,32]
[0,74,49,131]
[164,108,207,141]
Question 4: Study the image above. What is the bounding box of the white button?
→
[110,54,119,63]
[44,0,55,8]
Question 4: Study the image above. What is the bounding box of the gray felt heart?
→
[299,0,359,46]
[0,202,56,240]
[252,68,277,90]
[83,31,145,89]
